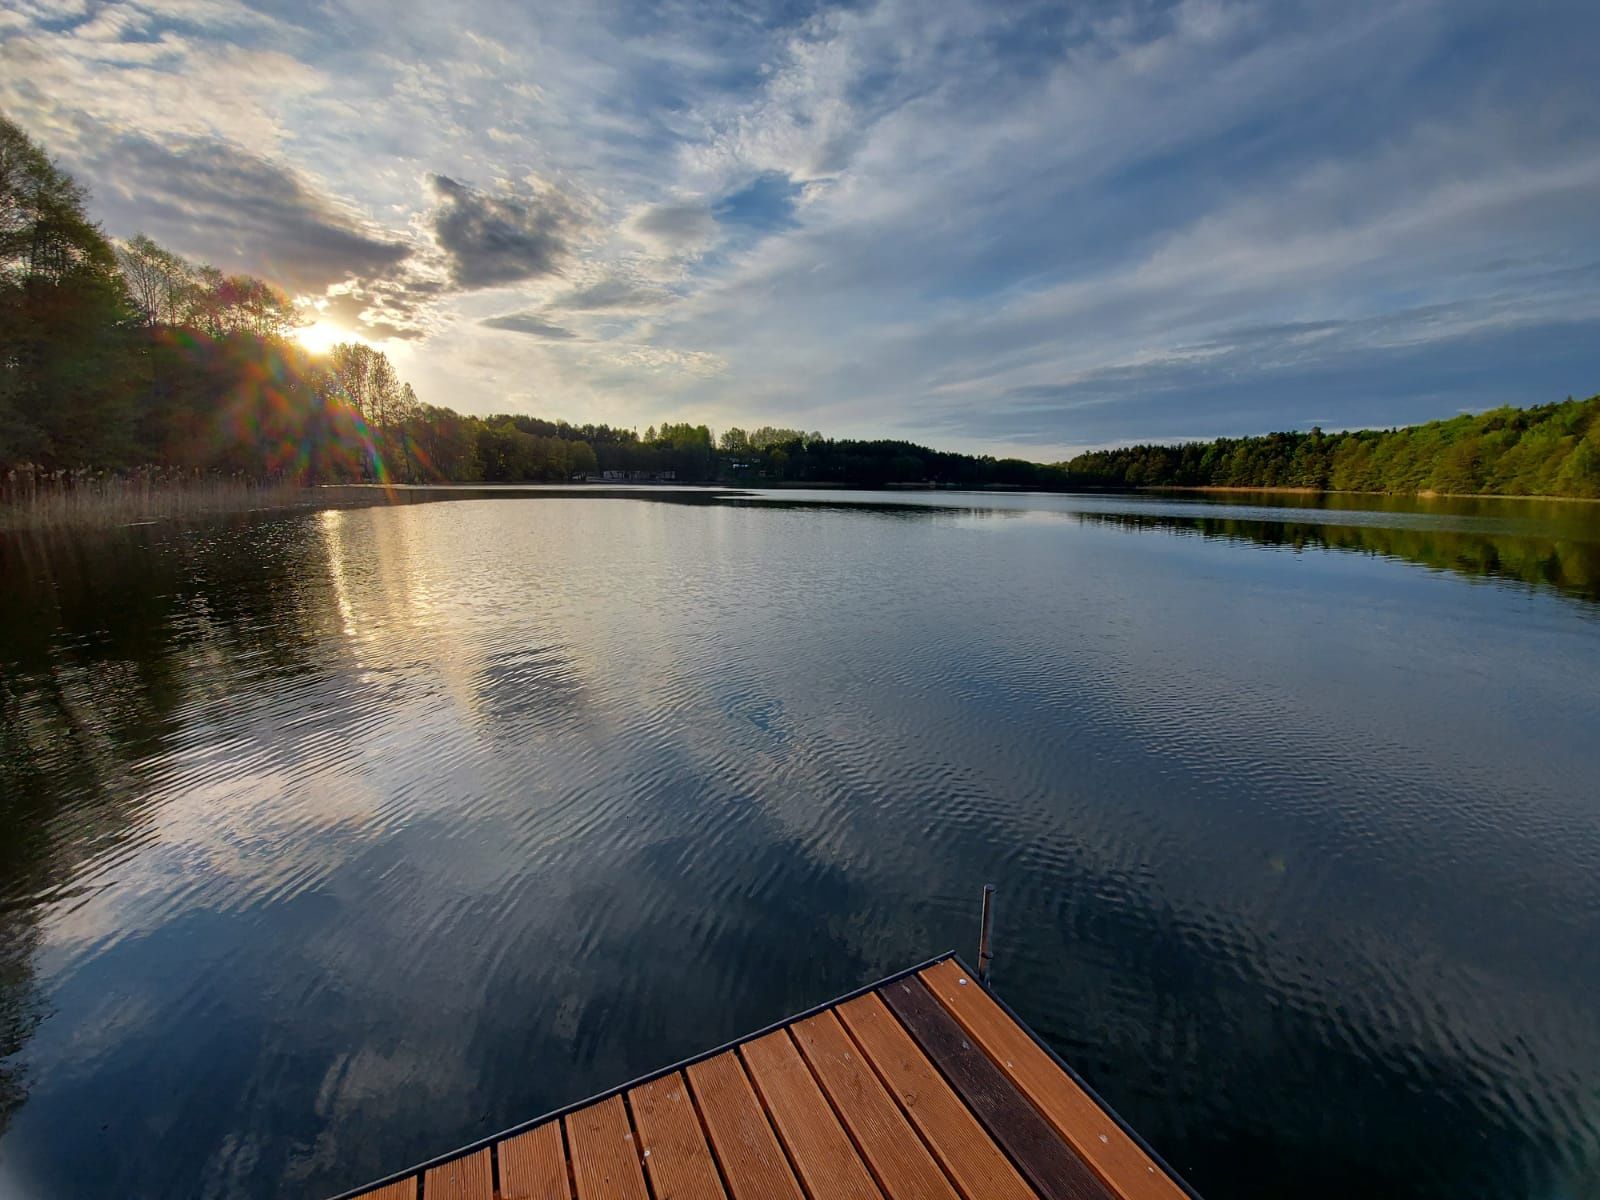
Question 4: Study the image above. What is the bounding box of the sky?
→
[2,0,1598,458]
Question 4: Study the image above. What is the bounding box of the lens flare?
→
[153,326,405,490]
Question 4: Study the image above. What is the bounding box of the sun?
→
[295,319,364,355]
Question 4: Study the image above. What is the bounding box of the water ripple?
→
[0,495,1596,1199]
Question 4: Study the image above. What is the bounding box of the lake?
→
[1,488,1597,1199]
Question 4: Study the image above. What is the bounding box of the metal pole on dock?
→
[977,883,995,985]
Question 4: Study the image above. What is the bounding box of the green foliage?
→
[474,422,596,482]
[713,430,1072,489]
[1,113,135,466]
[1064,398,1600,499]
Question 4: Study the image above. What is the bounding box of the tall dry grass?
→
[0,474,393,533]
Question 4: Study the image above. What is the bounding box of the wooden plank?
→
[351,1180,416,1200]
[740,1030,883,1200]
[685,1051,806,1200]
[422,1149,493,1200]
[791,1009,962,1200]
[920,959,1188,1200]
[834,992,1037,1200]
[629,1071,729,1200]
[565,1094,650,1200]
[498,1120,571,1200]
[881,976,1114,1200]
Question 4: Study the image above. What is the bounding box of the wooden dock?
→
[333,954,1197,1200]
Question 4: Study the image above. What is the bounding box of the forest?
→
[1064,397,1600,498]
[3,111,1597,498]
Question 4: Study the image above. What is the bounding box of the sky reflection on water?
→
[1,491,1597,1199]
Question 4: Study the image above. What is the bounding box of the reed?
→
[0,475,379,533]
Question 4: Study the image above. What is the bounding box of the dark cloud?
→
[480,312,578,339]
[428,173,582,288]
[353,317,424,341]
[624,201,715,254]
[90,131,410,294]
[551,277,670,311]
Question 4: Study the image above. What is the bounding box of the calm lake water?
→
[1,488,1598,1199]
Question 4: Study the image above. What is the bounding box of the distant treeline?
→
[1065,397,1600,498]
[713,425,1069,488]
[4,112,1598,498]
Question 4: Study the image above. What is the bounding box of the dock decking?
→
[335,954,1196,1200]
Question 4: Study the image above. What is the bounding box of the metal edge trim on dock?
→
[949,953,1205,1200]
[325,950,960,1200]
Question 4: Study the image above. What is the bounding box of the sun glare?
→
[295,320,363,355]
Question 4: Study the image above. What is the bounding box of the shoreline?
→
[0,481,765,534]
[1141,484,1600,504]
[0,482,431,535]
[6,477,1598,534]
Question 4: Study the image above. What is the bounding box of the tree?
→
[0,112,134,466]
[1554,428,1600,498]
[567,439,597,477]
[407,403,481,482]
[184,266,298,338]
[328,342,396,427]
[115,234,195,326]
[749,426,809,451]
